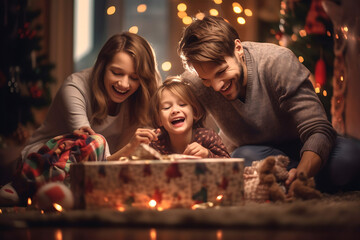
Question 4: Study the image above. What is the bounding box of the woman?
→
[0,32,161,205]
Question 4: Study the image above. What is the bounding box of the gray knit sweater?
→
[183,42,336,163]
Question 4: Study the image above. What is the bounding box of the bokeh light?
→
[182,16,192,25]
[162,61,172,71]
[237,17,245,24]
[137,4,147,13]
[209,9,219,16]
[195,12,205,20]
[177,11,187,19]
[129,26,138,34]
[177,3,187,12]
[298,56,304,62]
[214,0,222,4]
[244,9,252,16]
[107,6,116,15]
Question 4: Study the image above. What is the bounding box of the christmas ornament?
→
[305,0,329,35]
[35,182,74,211]
[315,58,326,87]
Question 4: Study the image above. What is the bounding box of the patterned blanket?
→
[13,133,106,201]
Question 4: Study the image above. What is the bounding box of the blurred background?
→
[1,0,347,183]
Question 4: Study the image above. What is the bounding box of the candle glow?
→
[53,203,63,212]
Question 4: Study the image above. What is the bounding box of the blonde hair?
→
[91,32,161,125]
[149,76,206,130]
[178,16,240,71]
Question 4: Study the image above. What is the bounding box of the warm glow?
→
[209,9,219,16]
[195,12,205,20]
[327,31,331,37]
[107,6,116,15]
[27,198,32,206]
[53,203,63,212]
[244,9,253,16]
[315,87,320,93]
[237,17,246,25]
[149,199,157,208]
[298,56,304,62]
[129,26,139,34]
[117,206,125,212]
[343,26,348,32]
[157,206,164,211]
[0,209,2,214]
[162,61,172,71]
[233,6,242,14]
[182,16,192,25]
[214,0,222,4]
[291,34,298,41]
[137,4,147,13]
[217,229,223,240]
[55,229,63,240]
[232,2,241,8]
[177,3,187,12]
[216,195,223,201]
[340,76,344,81]
[177,11,187,19]
[41,210,44,214]
[150,228,157,240]
[323,90,327,96]
[281,1,286,9]
[299,29,307,37]
[280,9,285,15]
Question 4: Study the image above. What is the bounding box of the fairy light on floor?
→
[150,228,157,240]
[55,229,63,240]
[117,206,125,212]
[53,203,63,212]
[216,229,223,240]
[148,199,157,208]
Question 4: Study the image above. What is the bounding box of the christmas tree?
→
[273,0,336,120]
[0,0,55,147]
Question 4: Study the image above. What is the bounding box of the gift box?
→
[70,158,244,210]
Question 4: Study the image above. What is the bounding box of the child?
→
[149,76,230,158]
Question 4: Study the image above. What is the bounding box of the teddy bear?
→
[244,155,322,202]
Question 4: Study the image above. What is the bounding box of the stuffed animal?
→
[288,171,322,200]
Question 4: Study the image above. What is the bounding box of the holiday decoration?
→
[315,57,326,87]
[0,0,55,142]
[274,0,334,120]
[35,182,74,212]
[70,158,244,210]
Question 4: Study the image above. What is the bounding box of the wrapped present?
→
[70,158,244,210]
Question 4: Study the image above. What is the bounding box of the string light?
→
[137,4,147,13]
[129,26,139,34]
[150,228,157,240]
[298,56,304,63]
[237,17,246,25]
[195,12,205,20]
[209,9,219,16]
[107,6,116,15]
[213,0,222,4]
[177,11,187,19]
[177,3,187,12]
[244,9,253,16]
[162,61,172,71]
[182,16,192,25]
[299,29,307,37]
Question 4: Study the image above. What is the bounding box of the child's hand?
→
[129,128,159,148]
[183,142,209,158]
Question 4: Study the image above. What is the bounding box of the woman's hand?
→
[183,142,209,158]
[73,126,96,136]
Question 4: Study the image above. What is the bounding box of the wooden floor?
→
[1,227,360,240]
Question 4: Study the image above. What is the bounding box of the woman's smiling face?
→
[104,51,140,104]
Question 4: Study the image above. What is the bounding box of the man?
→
[178,16,359,192]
